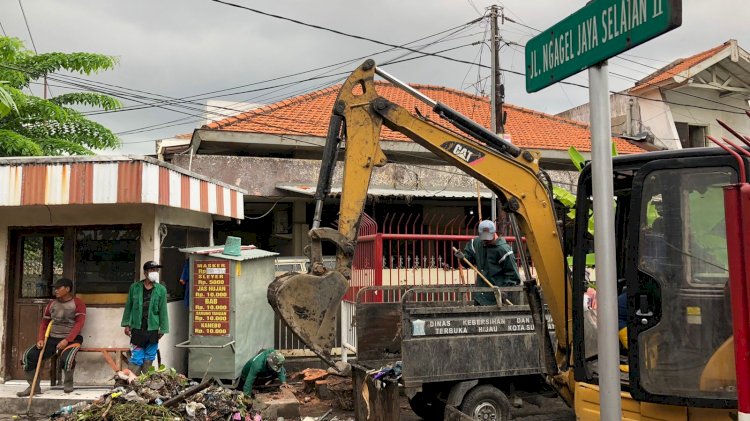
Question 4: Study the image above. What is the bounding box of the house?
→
[0,155,245,383]
[558,40,750,150]
[163,82,644,257]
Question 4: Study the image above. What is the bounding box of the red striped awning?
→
[0,156,246,219]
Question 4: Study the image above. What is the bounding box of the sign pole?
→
[588,61,622,420]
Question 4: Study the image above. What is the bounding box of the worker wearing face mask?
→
[121,261,169,375]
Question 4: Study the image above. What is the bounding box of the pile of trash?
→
[368,361,402,386]
[51,365,260,421]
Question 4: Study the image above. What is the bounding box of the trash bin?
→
[177,244,278,381]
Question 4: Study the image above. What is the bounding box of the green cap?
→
[267,351,285,372]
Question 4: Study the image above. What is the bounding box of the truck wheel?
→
[460,385,510,420]
[408,392,445,420]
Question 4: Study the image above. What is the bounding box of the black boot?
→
[16,370,42,397]
[142,360,154,374]
[127,361,142,376]
[63,367,75,393]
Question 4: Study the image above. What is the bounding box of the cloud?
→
[0,0,746,154]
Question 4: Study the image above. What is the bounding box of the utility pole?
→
[489,5,505,222]
[490,5,504,136]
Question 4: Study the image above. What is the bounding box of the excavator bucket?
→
[267,270,348,367]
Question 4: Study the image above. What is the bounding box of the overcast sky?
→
[1,0,748,154]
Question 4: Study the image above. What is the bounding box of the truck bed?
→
[355,286,554,388]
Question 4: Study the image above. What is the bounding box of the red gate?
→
[347,213,525,303]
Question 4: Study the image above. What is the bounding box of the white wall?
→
[664,87,750,145]
[0,203,212,383]
[637,89,682,150]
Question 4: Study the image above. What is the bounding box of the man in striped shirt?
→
[18,277,86,396]
[460,220,521,305]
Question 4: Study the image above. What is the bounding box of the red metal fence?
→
[347,213,526,303]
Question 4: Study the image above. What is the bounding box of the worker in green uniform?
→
[238,349,289,395]
[457,220,521,305]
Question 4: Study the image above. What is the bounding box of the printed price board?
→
[192,260,230,336]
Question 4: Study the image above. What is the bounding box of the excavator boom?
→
[268,60,573,396]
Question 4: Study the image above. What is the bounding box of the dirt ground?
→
[289,374,574,421]
[0,370,575,421]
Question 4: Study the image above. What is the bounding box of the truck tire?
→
[459,385,511,420]
[408,391,445,420]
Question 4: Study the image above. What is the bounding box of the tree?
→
[0,81,16,118]
[0,36,122,156]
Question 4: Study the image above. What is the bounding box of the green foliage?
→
[0,82,16,118]
[0,36,121,156]
[688,187,728,268]
[51,92,121,110]
[568,146,586,171]
[555,143,620,267]
[0,129,43,155]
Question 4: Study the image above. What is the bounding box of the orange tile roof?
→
[205,82,643,154]
[633,41,731,89]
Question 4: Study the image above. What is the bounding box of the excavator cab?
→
[572,148,739,412]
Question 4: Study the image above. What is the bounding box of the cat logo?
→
[441,141,485,164]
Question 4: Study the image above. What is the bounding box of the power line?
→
[88,26,485,136]
[503,16,540,34]
[0,19,7,36]
[209,0,486,69]
[62,23,480,119]
[92,19,483,118]
[114,42,484,137]
[17,0,37,53]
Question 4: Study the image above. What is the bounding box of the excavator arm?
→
[268,59,574,398]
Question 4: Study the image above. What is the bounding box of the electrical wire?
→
[209,0,486,69]
[34,22,480,135]
[85,24,482,118]
[0,19,7,36]
[244,200,282,220]
[94,36,484,135]
[503,16,540,34]
[17,0,37,54]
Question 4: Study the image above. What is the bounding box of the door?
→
[626,157,738,408]
[7,229,68,379]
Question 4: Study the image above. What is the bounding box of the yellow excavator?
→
[268,59,738,419]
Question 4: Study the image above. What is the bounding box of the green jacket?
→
[240,349,287,395]
[121,281,169,333]
[464,237,521,305]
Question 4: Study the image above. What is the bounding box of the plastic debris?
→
[185,401,207,418]
[50,365,260,421]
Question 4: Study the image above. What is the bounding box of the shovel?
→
[452,247,513,305]
[27,321,53,415]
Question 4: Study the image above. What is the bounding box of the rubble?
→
[48,365,356,420]
[326,361,352,377]
[294,367,354,412]
[51,365,259,421]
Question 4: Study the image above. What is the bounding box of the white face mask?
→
[147,271,160,283]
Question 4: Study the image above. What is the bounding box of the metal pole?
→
[490,5,500,222]
[375,67,437,108]
[588,62,622,420]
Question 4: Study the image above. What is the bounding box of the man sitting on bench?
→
[18,277,86,395]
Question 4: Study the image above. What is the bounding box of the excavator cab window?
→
[626,157,737,408]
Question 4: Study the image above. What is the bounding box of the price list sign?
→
[192,260,230,336]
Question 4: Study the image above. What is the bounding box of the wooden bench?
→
[50,347,130,386]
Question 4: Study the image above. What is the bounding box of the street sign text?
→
[525,0,681,92]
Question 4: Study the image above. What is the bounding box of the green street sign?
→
[525,0,681,93]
